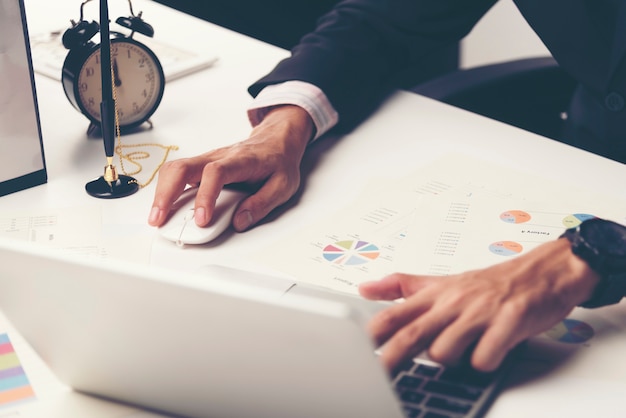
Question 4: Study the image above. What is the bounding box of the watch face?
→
[75,38,164,128]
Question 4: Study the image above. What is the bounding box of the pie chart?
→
[500,210,531,224]
[562,213,595,228]
[545,318,594,344]
[488,241,523,256]
[322,240,380,266]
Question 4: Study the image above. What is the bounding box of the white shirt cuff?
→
[247,80,339,141]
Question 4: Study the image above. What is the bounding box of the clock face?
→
[76,38,164,127]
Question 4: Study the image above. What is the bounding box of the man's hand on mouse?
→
[148,105,314,231]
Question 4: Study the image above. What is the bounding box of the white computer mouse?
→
[158,187,248,246]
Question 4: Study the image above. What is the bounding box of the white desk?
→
[3,0,626,416]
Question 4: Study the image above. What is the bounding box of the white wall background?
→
[460,0,551,68]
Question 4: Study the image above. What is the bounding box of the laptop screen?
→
[0,0,47,197]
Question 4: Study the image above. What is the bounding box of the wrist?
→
[555,237,602,304]
[254,105,315,148]
[246,105,315,169]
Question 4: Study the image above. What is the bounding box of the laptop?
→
[0,0,47,197]
[0,237,511,418]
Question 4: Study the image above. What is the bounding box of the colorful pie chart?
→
[562,213,596,228]
[500,210,531,224]
[322,240,380,266]
[489,241,523,256]
[545,318,594,344]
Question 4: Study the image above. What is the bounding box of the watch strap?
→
[561,220,626,308]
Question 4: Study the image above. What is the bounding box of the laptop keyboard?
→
[391,358,506,418]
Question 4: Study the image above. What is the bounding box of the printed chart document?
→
[251,156,466,295]
[252,153,626,295]
[393,191,626,276]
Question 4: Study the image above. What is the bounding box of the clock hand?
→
[113,58,122,87]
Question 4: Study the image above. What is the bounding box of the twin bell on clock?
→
[61,0,165,134]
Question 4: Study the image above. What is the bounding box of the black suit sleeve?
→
[249,0,497,132]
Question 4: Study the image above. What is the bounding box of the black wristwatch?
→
[560,218,626,308]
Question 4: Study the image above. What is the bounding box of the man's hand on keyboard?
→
[359,237,601,372]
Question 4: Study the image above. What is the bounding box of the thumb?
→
[360,273,435,300]
[359,273,411,300]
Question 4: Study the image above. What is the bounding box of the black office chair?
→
[409,56,578,141]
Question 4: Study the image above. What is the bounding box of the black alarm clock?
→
[61,6,164,132]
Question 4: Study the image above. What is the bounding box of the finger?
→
[148,158,204,226]
[359,273,434,301]
[471,331,515,372]
[427,306,491,367]
[359,275,406,300]
[377,310,454,371]
[193,179,227,226]
[232,173,299,231]
[470,305,537,372]
[367,290,434,346]
[191,155,262,227]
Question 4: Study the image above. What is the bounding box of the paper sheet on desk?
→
[250,161,464,295]
[30,29,218,82]
[250,153,626,295]
[248,154,525,294]
[393,192,626,276]
[0,206,152,264]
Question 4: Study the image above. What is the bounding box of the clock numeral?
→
[67,39,163,128]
